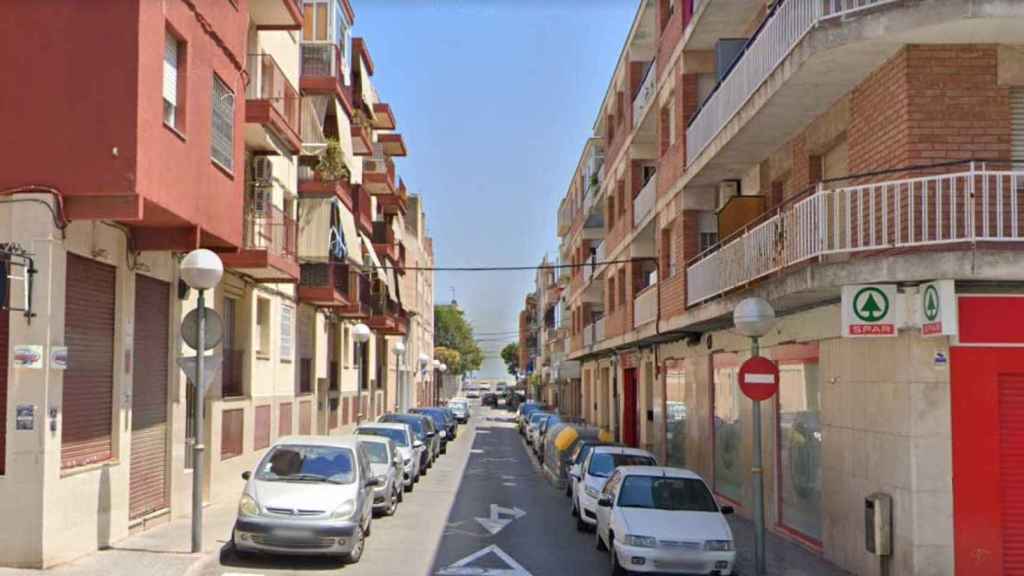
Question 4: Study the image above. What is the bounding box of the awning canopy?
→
[360,233,392,296]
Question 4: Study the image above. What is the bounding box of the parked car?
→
[567,440,613,500]
[464,385,480,398]
[232,436,378,563]
[415,413,442,461]
[526,411,555,447]
[516,402,545,434]
[378,414,435,474]
[535,414,563,460]
[482,392,498,407]
[573,445,657,531]
[355,423,421,491]
[595,466,736,575]
[356,436,403,517]
[411,408,453,453]
[449,398,470,424]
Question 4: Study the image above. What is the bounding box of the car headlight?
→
[330,499,356,519]
[238,493,260,517]
[705,540,734,551]
[624,535,658,548]
[584,485,600,499]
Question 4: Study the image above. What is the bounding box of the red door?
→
[623,368,638,447]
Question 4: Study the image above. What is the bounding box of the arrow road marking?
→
[436,544,533,576]
[473,504,527,535]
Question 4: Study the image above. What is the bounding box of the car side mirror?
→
[720,505,735,515]
[414,440,424,449]
[241,471,251,481]
[365,477,381,488]
[597,496,613,508]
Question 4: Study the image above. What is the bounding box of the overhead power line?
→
[369,258,650,273]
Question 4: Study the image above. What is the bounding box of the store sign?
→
[842,284,900,338]
[919,280,957,337]
[13,345,44,368]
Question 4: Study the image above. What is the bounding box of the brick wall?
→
[849,48,911,173]
[656,0,684,85]
[657,70,695,200]
[658,210,698,320]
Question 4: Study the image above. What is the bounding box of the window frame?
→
[210,73,236,173]
[163,30,187,133]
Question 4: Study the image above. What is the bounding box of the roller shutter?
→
[1013,89,1024,161]
[129,275,170,520]
[62,254,115,469]
[0,307,8,475]
[1000,373,1024,573]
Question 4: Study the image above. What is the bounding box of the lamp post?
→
[393,340,406,412]
[431,360,441,405]
[439,362,448,403]
[180,249,223,554]
[418,353,430,407]
[352,323,371,423]
[733,297,777,576]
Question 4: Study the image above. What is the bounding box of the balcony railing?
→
[822,0,899,17]
[633,284,658,327]
[558,200,573,235]
[632,61,657,126]
[633,174,657,228]
[301,43,343,82]
[300,262,352,299]
[243,204,297,258]
[246,53,301,140]
[686,164,1024,306]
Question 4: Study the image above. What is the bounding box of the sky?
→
[354,0,637,379]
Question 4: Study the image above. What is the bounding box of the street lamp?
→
[439,362,448,403]
[352,323,371,423]
[418,353,430,407]
[180,248,223,554]
[393,340,406,413]
[432,360,441,405]
[732,297,776,576]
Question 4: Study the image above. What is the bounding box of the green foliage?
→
[433,346,461,373]
[316,138,350,182]
[434,305,483,375]
[500,343,519,376]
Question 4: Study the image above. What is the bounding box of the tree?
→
[500,343,519,376]
[433,346,461,375]
[434,305,483,375]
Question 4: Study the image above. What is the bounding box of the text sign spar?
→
[739,356,779,401]
[841,284,900,338]
[918,280,957,337]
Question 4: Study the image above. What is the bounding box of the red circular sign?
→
[738,356,780,401]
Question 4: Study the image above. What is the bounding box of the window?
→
[608,277,616,312]
[606,196,615,229]
[617,182,626,216]
[256,296,271,357]
[713,353,744,504]
[255,444,356,483]
[254,405,271,451]
[664,359,688,467]
[279,303,293,362]
[211,75,235,171]
[588,452,656,478]
[775,344,823,541]
[668,96,677,146]
[334,0,351,75]
[163,32,184,129]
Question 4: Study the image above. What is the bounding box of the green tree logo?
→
[923,285,940,322]
[853,287,890,322]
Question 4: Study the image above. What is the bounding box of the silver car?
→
[356,423,422,490]
[357,436,403,516]
[233,436,378,563]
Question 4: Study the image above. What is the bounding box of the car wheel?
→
[231,539,255,561]
[566,484,572,498]
[571,497,578,518]
[364,513,372,537]
[386,489,399,516]
[345,526,365,564]
[596,527,607,551]
[609,536,628,576]
[398,484,406,501]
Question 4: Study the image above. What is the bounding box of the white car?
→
[573,445,657,530]
[525,412,554,447]
[355,423,420,491]
[595,466,736,575]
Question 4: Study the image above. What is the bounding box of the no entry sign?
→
[739,356,779,401]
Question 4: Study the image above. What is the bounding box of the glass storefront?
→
[775,344,823,542]
[713,353,744,504]
[665,359,688,468]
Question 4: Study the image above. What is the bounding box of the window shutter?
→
[280,303,293,361]
[1012,88,1024,161]
[211,76,235,170]
[163,35,178,105]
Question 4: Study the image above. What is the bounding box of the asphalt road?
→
[201,401,606,576]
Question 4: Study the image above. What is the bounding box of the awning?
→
[300,96,329,154]
[360,233,392,293]
[337,199,360,265]
[297,197,360,263]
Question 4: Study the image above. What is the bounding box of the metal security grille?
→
[278,402,292,436]
[1013,89,1024,162]
[254,404,271,451]
[1000,373,1024,574]
[129,275,170,520]
[299,400,312,435]
[221,408,244,460]
[211,75,235,171]
[0,307,8,475]
[62,254,115,469]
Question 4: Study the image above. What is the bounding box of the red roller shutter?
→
[279,402,292,436]
[129,275,170,520]
[0,307,8,475]
[254,405,270,450]
[299,400,311,434]
[62,254,116,469]
[1001,373,1024,573]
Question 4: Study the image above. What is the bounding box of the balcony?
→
[353,185,373,235]
[376,187,408,216]
[377,133,408,157]
[632,61,656,127]
[371,103,397,130]
[558,198,572,237]
[363,147,397,195]
[245,53,302,155]
[633,173,657,229]
[351,121,373,156]
[372,221,402,269]
[300,43,352,112]
[249,0,303,30]
[298,165,354,210]
[633,284,657,328]
[221,202,300,282]
[686,164,1024,308]
[298,262,354,307]
[368,298,408,336]
[337,274,372,318]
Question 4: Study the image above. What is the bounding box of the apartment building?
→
[554,1,1024,575]
[517,293,538,393]
[0,0,433,568]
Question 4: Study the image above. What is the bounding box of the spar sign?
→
[841,284,900,338]
[739,356,779,401]
[918,279,957,337]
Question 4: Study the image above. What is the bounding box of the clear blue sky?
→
[355,0,636,378]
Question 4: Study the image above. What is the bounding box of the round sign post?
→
[739,356,780,401]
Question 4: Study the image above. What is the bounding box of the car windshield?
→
[588,453,656,478]
[530,413,551,425]
[357,427,408,447]
[381,415,425,440]
[416,410,446,428]
[451,402,467,412]
[362,442,390,464]
[255,445,355,484]
[617,476,719,512]
[572,443,599,464]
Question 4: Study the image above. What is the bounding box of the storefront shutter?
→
[0,307,8,475]
[1013,89,1024,161]
[1000,373,1024,572]
[62,254,116,469]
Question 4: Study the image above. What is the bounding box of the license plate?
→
[273,528,314,540]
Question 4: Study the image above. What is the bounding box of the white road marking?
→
[476,430,491,434]
[473,504,527,535]
[436,544,533,576]
[502,482,516,487]
[471,449,486,454]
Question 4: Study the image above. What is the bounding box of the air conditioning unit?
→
[717,180,740,210]
[252,156,274,183]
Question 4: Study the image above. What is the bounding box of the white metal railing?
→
[633,284,657,327]
[687,0,822,164]
[685,167,1024,306]
[822,0,899,17]
[584,323,594,347]
[633,174,657,228]
[595,317,606,343]
[632,61,657,126]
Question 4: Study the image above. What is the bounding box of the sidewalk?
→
[0,503,236,576]
[728,516,852,576]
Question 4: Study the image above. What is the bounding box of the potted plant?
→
[316,138,350,182]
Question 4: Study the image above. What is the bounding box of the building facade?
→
[0,0,434,567]
[545,1,1024,575]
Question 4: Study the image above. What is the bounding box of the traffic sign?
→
[181,308,224,351]
[176,353,222,392]
[842,284,900,338]
[739,356,779,401]
[918,279,957,337]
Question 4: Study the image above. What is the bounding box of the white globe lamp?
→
[352,323,371,344]
[733,297,776,338]
[180,249,223,290]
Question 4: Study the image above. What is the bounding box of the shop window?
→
[713,353,744,504]
[665,358,688,467]
[775,344,823,542]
